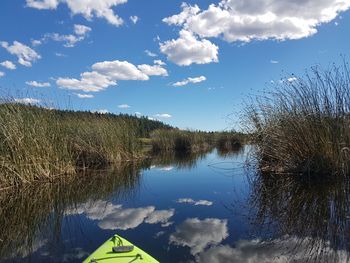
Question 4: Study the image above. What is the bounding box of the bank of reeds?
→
[0,102,168,187]
[244,63,350,177]
[150,129,245,153]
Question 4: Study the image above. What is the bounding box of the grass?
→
[243,62,350,178]
[150,129,246,153]
[0,102,169,187]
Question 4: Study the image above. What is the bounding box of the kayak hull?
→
[83,234,159,263]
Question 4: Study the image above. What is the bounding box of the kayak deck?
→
[83,234,159,263]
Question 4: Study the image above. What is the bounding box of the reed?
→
[150,129,246,153]
[243,62,350,177]
[0,102,168,187]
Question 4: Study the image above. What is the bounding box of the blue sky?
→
[0,0,350,131]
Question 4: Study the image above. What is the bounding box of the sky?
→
[0,0,350,131]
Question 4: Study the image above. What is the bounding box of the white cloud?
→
[0,41,41,67]
[26,0,127,26]
[0,60,16,70]
[145,209,175,224]
[137,64,168,76]
[118,104,130,108]
[145,49,157,57]
[14,98,41,104]
[160,30,218,66]
[270,60,279,64]
[57,59,166,92]
[31,39,42,46]
[47,33,84,48]
[25,80,51,87]
[75,93,94,98]
[176,198,213,206]
[154,59,166,66]
[33,24,91,48]
[74,24,91,35]
[92,60,149,81]
[0,72,4,77]
[173,75,206,87]
[135,111,142,115]
[196,237,349,263]
[154,113,172,119]
[170,217,228,255]
[164,0,350,43]
[130,15,139,24]
[98,206,155,230]
[57,71,116,92]
[66,200,175,230]
[163,3,200,26]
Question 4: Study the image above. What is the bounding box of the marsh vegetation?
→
[0,102,244,187]
[244,63,350,178]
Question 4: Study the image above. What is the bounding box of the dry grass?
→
[243,62,350,177]
[0,103,143,187]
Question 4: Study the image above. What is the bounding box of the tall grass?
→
[0,102,169,187]
[150,129,246,153]
[244,63,350,177]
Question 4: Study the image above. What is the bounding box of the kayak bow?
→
[83,234,159,263]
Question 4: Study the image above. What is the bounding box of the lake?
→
[0,146,349,262]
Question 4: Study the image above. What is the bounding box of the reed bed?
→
[0,102,168,187]
[150,129,245,153]
[244,63,350,177]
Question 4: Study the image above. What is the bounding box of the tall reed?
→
[0,103,167,187]
[244,62,350,177]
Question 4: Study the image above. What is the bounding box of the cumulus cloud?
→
[130,15,139,24]
[0,72,4,77]
[163,0,350,43]
[92,60,149,80]
[0,60,16,70]
[176,198,213,206]
[1,41,41,67]
[160,30,218,66]
[196,237,349,263]
[66,200,175,230]
[118,104,130,108]
[98,206,155,230]
[57,71,116,92]
[75,93,94,98]
[57,60,167,92]
[173,75,206,87]
[25,80,51,87]
[154,113,172,119]
[137,64,168,76]
[26,0,127,26]
[14,98,41,104]
[270,60,279,64]
[170,217,228,255]
[163,3,200,26]
[145,209,175,224]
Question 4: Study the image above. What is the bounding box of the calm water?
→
[1,146,350,262]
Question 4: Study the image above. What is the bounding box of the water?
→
[1,146,350,262]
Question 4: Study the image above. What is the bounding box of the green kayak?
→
[83,234,159,263]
